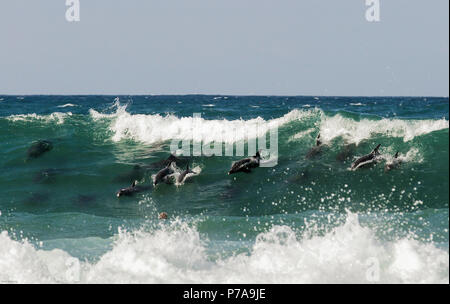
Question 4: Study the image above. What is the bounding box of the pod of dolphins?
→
[25,133,404,203]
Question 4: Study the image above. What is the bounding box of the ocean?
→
[0,95,448,283]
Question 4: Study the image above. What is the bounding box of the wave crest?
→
[319,114,449,144]
[6,112,72,125]
[90,104,315,144]
[89,102,448,145]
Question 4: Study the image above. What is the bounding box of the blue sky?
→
[0,0,448,96]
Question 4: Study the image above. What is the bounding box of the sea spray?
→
[0,213,448,283]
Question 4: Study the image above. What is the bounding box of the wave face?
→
[0,95,448,283]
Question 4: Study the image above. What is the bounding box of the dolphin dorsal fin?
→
[372,144,381,154]
[131,181,137,187]
[168,154,176,161]
[394,151,399,159]
[316,133,322,146]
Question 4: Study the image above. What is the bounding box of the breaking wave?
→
[0,213,448,284]
[319,113,448,144]
[87,103,448,146]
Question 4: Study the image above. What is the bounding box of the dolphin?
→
[351,144,381,170]
[154,162,176,185]
[305,134,323,159]
[149,154,190,169]
[220,184,241,200]
[286,170,310,184]
[27,140,53,159]
[336,143,357,162]
[177,164,195,184]
[113,164,146,183]
[116,181,151,197]
[228,151,261,175]
[384,151,402,172]
[24,192,50,206]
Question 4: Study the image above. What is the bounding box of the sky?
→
[0,0,448,96]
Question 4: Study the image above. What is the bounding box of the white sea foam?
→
[0,213,448,284]
[6,112,72,125]
[319,114,449,145]
[381,147,424,164]
[289,128,315,141]
[57,104,78,108]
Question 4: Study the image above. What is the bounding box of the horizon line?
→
[0,93,449,98]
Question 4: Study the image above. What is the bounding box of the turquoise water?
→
[0,95,448,283]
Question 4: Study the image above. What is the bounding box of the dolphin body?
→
[113,165,146,183]
[154,162,176,185]
[177,164,195,184]
[336,143,357,162]
[351,144,381,170]
[228,152,261,175]
[116,181,152,197]
[384,152,402,172]
[27,140,53,159]
[286,170,310,184]
[305,134,323,159]
[149,154,190,170]
[24,192,50,205]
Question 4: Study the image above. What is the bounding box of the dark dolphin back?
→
[27,140,53,159]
